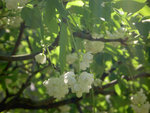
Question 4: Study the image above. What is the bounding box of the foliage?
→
[0,0,150,113]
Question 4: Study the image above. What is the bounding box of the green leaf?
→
[114,84,121,96]
[115,0,145,13]
[55,0,68,19]
[44,16,58,34]
[135,21,150,38]
[21,7,42,28]
[91,52,112,77]
[59,23,68,73]
[89,0,111,20]
[44,0,56,21]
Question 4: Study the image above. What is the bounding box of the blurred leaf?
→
[135,21,150,38]
[21,7,42,28]
[114,84,121,96]
[59,23,68,73]
[89,0,111,20]
[115,0,145,13]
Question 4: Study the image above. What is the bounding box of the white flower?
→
[5,0,28,10]
[7,16,23,27]
[131,89,150,113]
[71,72,94,97]
[131,89,147,105]
[43,76,69,99]
[64,71,76,87]
[18,0,28,6]
[66,53,78,64]
[94,78,102,87]
[71,82,83,97]
[106,28,127,47]
[78,72,94,85]
[5,0,19,10]
[84,40,104,54]
[131,102,150,113]
[82,52,93,63]
[92,33,104,39]
[59,105,71,113]
[35,53,46,64]
[80,52,93,70]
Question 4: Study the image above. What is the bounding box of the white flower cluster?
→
[106,28,126,47]
[35,53,46,64]
[43,76,69,99]
[80,52,93,70]
[8,16,23,27]
[5,0,28,10]
[71,72,94,97]
[84,40,104,54]
[131,89,150,113]
[1,16,23,28]
[66,52,93,70]
[59,105,71,113]
[106,28,126,39]
[66,53,78,64]
[93,78,102,87]
[43,71,94,99]
[92,33,104,39]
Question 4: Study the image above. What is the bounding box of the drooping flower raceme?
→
[84,40,104,54]
[93,78,102,87]
[66,53,78,64]
[71,72,94,97]
[131,89,150,113]
[18,0,28,6]
[59,105,71,113]
[5,0,28,10]
[92,33,104,39]
[5,0,18,10]
[7,16,23,27]
[35,53,46,64]
[43,71,94,99]
[63,71,76,87]
[80,52,93,70]
[106,28,127,47]
[43,76,69,99]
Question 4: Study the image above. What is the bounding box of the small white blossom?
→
[94,78,102,87]
[71,72,94,97]
[59,105,71,113]
[66,53,78,64]
[18,0,28,6]
[78,72,94,85]
[35,53,46,64]
[80,52,93,70]
[106,28,127,47]
[43,76,69,99]
[63,71,76,87]
[131,89,147,105]
[84,40,104,54]
[131,89,150,113]
[5,0,28,10]
[5,0,19,10]
[92,33,104,39]
[7,16,23,27]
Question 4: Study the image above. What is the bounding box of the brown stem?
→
[0,72,149,112]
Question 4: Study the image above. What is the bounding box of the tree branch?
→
[0,72,149,112]
[2,22,25,71]
[0,34,59,62]
[101,72,150,89]
[0,31,126,62]
[73,31,128,45]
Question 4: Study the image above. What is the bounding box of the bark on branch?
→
[0,72,149,112]
[0,31,127,62]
